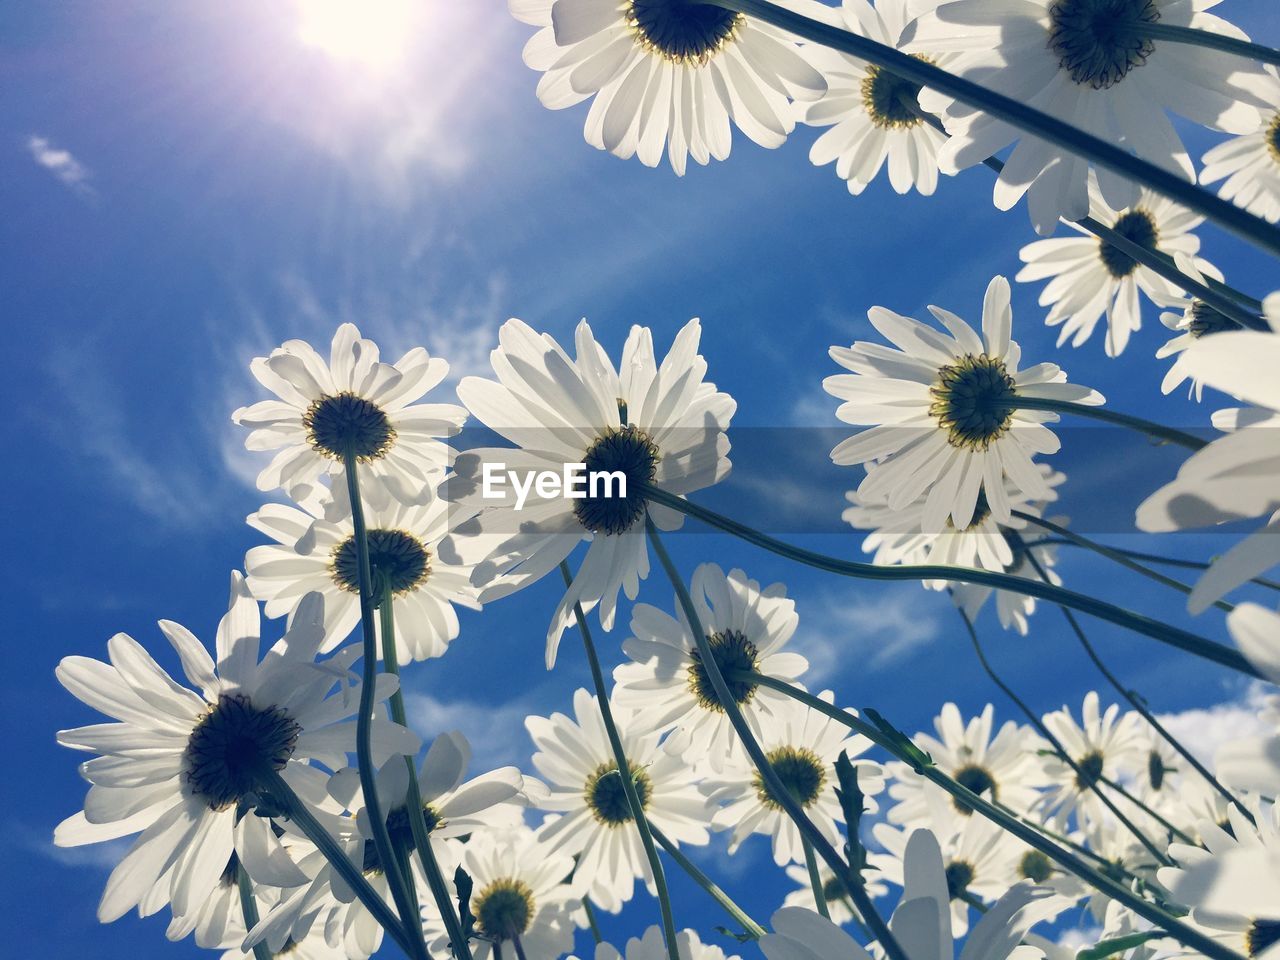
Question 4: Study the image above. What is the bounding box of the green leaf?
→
[1076,931,1161,960]
[714,926,757,944]
[863,708,934,773]
[454,865,477,951]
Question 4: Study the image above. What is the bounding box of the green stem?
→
[958,890,989,914]
[638,483,1260,679]
[252,764,415,957]
[1021,547,1254,826]
[644,520,912,960]
[378,594,474,960]
[1013,517,1233,613]
[341,456,431,960]
[1032,539,1280,592]
[581,897,604,945]
[1121,20,1280,67]
[513,935,530,960]
[899,96,1266,329]
[801,835,831,920]
[1098,772,1196,844]
[648,820,767,940]
[742,674,1247,960]
[559,562,681,960]
[1010,396,1207,450]
[236,862,272,960]
[704,0,1280,256]
[956,606,1173,867]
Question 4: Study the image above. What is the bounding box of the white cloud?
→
[26,135,94,196]
[403,689,536,772]
[1154,681,1276,766]
[790,586,944,683]
[8,824,128,871]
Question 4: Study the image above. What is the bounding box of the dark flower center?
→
[1099,208,1159,278]
[1267,114,1280,163]
[585,763,652,825]
[1075,749,1106,789]
[183,694,300,811]
[861,62,927,129]
[945,860,976,900]
[929,354,1018,449]
[952,764,998,814]
[572,424,660,536]
[304,391,396,462]
[384,803,444,851]
[1047,0,1160,89]
[1019,850,1054,883]
[1247,919,1280,958]
[688,630,760,712]
[475,879,535,941]
[821,875,847,901]
[627,0,742,65]
[755,746,827,810]
[1188,300,1234,339]
[331,528,430,596]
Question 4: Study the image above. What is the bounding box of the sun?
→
[295,0,417,69]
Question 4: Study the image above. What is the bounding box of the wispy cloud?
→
[403,689,538,772]
[790,586,944,683]
[1154,681,1275,766]
[26,135,94,197]
[7,823,127,872]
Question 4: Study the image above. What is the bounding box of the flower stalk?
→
[800,835,831,920]
[559,562,682,960]
[644,519,912,960]
[236,861,273,960]
[647,820,767,940]
[341,455,431,960]
[638,483,1261,679]
[1009,396,1208,450]
[1115,20,1280,67]
[703,0,1280,255]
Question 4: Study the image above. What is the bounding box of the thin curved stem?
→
[956,605,1173,865]
[644,520,911,960]
[582,897,604,945]
[1120,21,1280,67]
[236,862,272,960]
[801,835,831,920]
[379,595,473,960]
[1098,772,1196,844]
[559,562,681,960]
[648,820,767,940]
[1010,396,1207,450]
[898,96,1266,329]
[252,764,415,957]
[638,483,1260,679]
[341,456,431,960]
[1013,516,1233,613]
[742,674,1247,960]
[1032,538,1280,593]
[513,935,530,960]
[1021,546,1253,823]
[704,0,1280,255]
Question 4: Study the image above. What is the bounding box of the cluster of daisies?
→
[512,0,1279,358]
[55,276,1280,960]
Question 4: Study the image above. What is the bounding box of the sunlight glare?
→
[296,0,416,69]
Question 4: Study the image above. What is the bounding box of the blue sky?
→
[4,1,1279,957]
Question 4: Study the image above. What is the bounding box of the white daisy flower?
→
[703,690,882,867]
[825,275,1103,533]
[232,323,467,507]
[1137,295,1280,612]
[599,924,741,960]
[612,562,809,773]
[245,476,479,662]
[885,703,1045,829]
[442,317,735,667]
[1201,67,1280,224]
[1035,691,1146,830]
[909,0,1268,234]
[220,927,347,960]
[526,688,711,912]
[873,801,1025,935]
[782,861,889,928]
[762,831,1064,960]
[1156,257,1234,401]
[799,0,951,196]
[1017,176,1216,357]
[510,0,826,174]
[950,515,1065,636]
[843,465,1065,590]
[1158,798,1280,960]
[53,574,418,925]
[442,825,578,960]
